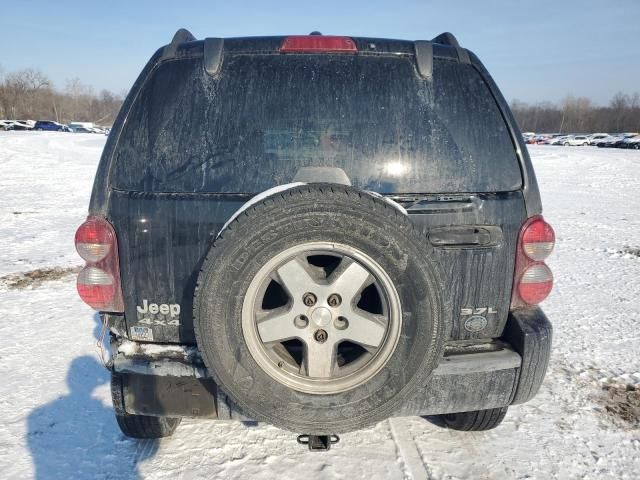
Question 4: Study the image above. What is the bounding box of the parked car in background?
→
[34,120,67,131]
[0,120,14,130]
[563,135,590,146]
[517,132,637,148]
[69,121,99,132]
[6,120,34,131]
[530,134,549,144]
[539,134,563,145]
[548,135,571,145]
[70,125,94,133]
[588,133,609,145]
[596,135,621,147]
[619,135,640,148]
[610,138,628,148]
[623,135,640,149]
[598,133,638,148]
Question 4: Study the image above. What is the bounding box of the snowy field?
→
[0,131,639,479]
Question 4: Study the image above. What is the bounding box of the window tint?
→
[113,54,521,194]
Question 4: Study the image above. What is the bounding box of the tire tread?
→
[193,184,446,434]
[443,407,508,431]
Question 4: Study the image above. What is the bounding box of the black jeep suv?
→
[75,29,554,448]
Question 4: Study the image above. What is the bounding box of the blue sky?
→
[2,0,638,104]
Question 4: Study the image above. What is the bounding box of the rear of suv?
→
[76,29,554,449]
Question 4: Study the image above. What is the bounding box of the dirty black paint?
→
[110,53,521,195]
[95,37,537,345]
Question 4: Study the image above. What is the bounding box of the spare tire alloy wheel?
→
[194,185,446,434]
[242,242,402,394]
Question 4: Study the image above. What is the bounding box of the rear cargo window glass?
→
[112,54,521,193]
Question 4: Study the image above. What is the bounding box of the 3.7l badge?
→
[460,307,497,316]
[460,306,497,332]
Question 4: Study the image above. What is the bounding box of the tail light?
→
[280,36,358,54]
[74,216,124,312]
[511,216,555,308]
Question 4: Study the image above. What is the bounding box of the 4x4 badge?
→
[136,299,181,327]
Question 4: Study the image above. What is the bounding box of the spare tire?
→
[194,184,447,434]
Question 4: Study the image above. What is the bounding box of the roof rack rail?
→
[431,31,470,64]
[162,28,196,60]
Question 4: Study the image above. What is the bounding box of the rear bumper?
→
[111,308,552,420]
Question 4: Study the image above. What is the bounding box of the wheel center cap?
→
[311,307,332,327]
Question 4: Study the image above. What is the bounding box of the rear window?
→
[112,53,521,194]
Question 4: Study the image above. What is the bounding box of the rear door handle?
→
[405,200,475,214]
[428,226,502,248]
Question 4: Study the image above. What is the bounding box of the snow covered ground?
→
[0,132,638,479]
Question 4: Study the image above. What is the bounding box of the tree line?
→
[2,65,640,133]
[510,93,640,134]
[0,67,124,126]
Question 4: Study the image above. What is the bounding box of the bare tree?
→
[0,66,124,125]
[511,93,640,133]
[1,62,639,132]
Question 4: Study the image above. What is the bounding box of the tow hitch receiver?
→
[297,434,340,451]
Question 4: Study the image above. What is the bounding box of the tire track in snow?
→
[388,418,430,480]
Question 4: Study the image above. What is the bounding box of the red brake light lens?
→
[280,36,357,53]
[522,218,555,261]
[75,217,115,262]
[74,216,123,312]
[511,216,555,308]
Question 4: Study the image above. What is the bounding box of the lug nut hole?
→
[294,314,309,329]
[334,316,349,330]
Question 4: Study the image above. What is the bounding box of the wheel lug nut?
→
[327,293,342,307]
[294,315,309,329]
[314,329,328,343]
[334,316,349,330]
[303,293,317,306]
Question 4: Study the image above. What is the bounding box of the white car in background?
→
[70,125,94,133]
[588,133,609,145]
[69,122,104,134]
[5,120,34,131]
[562,135,590,146]
[548,135,571,145]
